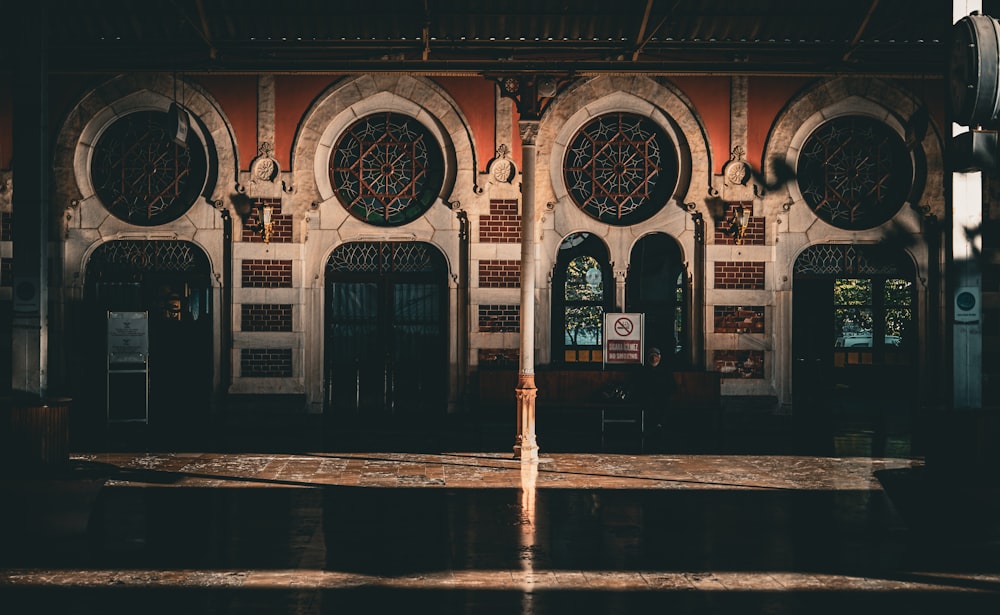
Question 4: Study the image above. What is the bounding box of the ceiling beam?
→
[842,0,881,62]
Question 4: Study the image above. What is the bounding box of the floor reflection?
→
[2,474,999,613]
[8,382,1000,615]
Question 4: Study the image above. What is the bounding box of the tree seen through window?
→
[564,255,604,348]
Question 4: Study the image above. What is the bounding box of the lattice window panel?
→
[563,112,678,225]
[326,241,440,274]
[794,244,908,277]
[329,112,444,226]
[91,110,207,226]
[88,240,209,273]
[796,116,912,230]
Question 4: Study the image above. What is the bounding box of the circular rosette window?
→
[91,110,208,226]
[563,112,678,225]
[330,112,445,226]
[796,116,913,230]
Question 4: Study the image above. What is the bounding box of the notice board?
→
[108,311,149,364]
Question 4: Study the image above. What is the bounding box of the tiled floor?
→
[2,421,1000,614]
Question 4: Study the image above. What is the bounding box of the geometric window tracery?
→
[564,112,678,226]
[91,111,208,226]
[88,240,209,274]
[326,241,440,274]
[329,112,445,227]
[794,244,909,277]
[796,115,912,230]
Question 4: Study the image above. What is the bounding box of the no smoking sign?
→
[604,313,643,364]
[614,317,634,337]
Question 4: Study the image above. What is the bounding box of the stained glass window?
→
[330,113,444,226]
[564,113,677,225]
[797,116,911,230]
[91,111,207,226]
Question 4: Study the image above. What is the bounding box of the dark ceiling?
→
[8,0,959,76]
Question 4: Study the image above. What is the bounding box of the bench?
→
[474,368,722,434]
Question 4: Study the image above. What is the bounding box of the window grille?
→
[330,113,444,226]
[91,111,207,226]
[796,116,911,230]
[564,112,677,225]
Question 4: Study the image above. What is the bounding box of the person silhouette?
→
[636,347,676,430]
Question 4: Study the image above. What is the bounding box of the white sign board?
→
[108,311,149,364]
[603,313,644,365]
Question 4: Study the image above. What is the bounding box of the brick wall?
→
[478,348,519,367]
[713,349,764,379]
[714,261,765,290]
[478,259,521,288]
[242,259,293,288]
[478,304,520,332]
[714,305,766,333]
[241,348,293,377]
[241,303,293,332]
[242,198,292,243]
[715,203,764,245]
[479,199,520,243]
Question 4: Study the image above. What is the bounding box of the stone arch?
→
[292,75,478,217]
[54,73,235,290]
[536,75,708,277]
[56,73,237,213]
[541,76,710,208]
[764,76,945,223]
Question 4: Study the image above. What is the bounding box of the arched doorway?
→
[625,233,686,365]
[324,241,448,420]
[792,244,917,451]
[81,240,214,443]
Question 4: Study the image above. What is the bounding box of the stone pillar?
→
[614,269,627,313]
[11,3,49,397]
[691,212,706,369]
[514,120,539,461]
[730,76,747,155]
[257,75,276,149]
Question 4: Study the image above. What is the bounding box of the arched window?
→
[796,116,912,230]
[329,112,444,226]
[625,233,686,360]
[91,110,208,226]
[552,233,613,363]
[563,112,678,225]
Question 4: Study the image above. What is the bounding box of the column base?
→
[513,435,539,461]
[514,374,538,461]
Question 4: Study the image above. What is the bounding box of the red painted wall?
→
[195,76,259,171]
[432,77,496,173]
[670,77,731,175]
[0,88,11,170]
[747,77,812,171]
[274,75,340,171]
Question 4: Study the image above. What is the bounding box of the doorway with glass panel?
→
[324,242,448,420]
[792,244,917,450]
